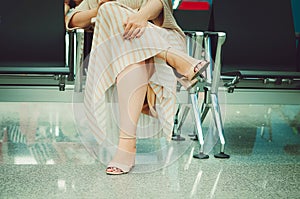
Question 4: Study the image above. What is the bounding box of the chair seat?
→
[0,67,69,75]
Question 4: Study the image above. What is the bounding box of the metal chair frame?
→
[172,31,230,159]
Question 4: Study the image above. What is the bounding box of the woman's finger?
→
[123,21,132,36]
[129,28,141,39]
[135,27,145,38]
[124,26,136,39]
[123,20,132,38]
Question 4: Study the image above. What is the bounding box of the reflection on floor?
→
[0,102,299,198]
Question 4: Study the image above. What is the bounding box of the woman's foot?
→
[106,151,135,175]
[159,47,209,90]
[158,47,209,81]
[106,136,136,175]
[178,60,209,90]
[186,60,209,81]
[106,159,134,175]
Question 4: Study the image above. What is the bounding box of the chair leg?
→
[172,104,180,137]
[59,75,66,91]
[172,104,186,141]
[74,30,85,92]
[210,93,230,159]
[172,105,190,141]
[191,93,209,159]
[67,31,75,81]
[190,89,209,141]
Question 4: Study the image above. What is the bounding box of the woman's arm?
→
[138,0,163,21]
[69,0,110,29]
[69,7,99,28]
[123,0,164,40]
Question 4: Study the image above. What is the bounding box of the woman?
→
[66,0,208,175]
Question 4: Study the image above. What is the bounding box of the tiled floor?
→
[0,101,300,198]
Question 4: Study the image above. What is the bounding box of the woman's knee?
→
[116,62,147,84]
[98,1,119,13]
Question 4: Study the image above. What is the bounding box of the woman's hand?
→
[123,12,148,40]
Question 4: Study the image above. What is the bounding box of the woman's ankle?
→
[118,137,136,153]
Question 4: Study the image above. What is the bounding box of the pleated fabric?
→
[77,1,186,146]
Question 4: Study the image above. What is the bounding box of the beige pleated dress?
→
[66,0,187,146]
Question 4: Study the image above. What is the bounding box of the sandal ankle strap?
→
[119,135,136,139]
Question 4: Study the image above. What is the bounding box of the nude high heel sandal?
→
[164,47,210,90]
[106,136,136,175]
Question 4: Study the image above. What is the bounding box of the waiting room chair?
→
[210,0,300,91]
[173,5,230,159]
[0,0,71,91]
[186,31,230,159]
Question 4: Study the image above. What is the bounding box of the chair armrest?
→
[204,31,226,37]
[223,70,300,79]
[91,17,96,25]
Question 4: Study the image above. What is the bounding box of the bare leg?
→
[106,61,153,174]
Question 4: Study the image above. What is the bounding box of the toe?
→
[106,167,124,174]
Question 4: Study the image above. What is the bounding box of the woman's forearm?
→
[138,0,163,21]
[69,8,98,28]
